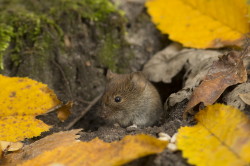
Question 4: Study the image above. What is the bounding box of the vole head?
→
[101,71,148,125]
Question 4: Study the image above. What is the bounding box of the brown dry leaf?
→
[184,50,247,118]
[57,101,73,122]
[223,83,250,111]
[4,129,81,166]
[143,43,220,83]
[0,141,23,152]
[19,134,167,166]
[239,92,250,105]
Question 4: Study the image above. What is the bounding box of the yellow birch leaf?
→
[146,0,249,48]
[177,104,250,166]
[20,134,167,166]
[0,75,61,142]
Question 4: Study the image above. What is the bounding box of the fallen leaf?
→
[0,141,23,152]
[223,83,250,111]
[20,134,167,166]
[57,101,73,122]
[184,49,247,118]
[177,104,250,166]
[143,43,220,83]
[4,129,81,166]
[146,0,249,48]
[239,92,250,105]
[0,75,61,142]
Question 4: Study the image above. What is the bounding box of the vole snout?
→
[99,102,110,118]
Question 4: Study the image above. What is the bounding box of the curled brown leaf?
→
[184,49,247,118]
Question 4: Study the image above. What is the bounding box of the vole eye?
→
[114,96,122,103]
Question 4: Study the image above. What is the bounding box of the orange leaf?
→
[4,129,81,165]
[57,101,73,122]
[20,134,167,166]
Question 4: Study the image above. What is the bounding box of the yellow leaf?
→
[177,104,250,166]
[0,75,61,142]
[146,0,249,48]
[4,129,81,165]
[20,134,167,166]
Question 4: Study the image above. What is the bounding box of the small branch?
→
[52,59,73,100]
[65,94,102,130]
[76,98,91,104]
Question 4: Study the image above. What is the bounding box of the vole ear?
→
[106,70,118,81]
[131,72,147,89]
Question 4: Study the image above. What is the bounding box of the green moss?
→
[96,28,134,73]
[97,34,120,71]
[50,0,117,21]
[0,0,119,70]
[0,24,13,69]
[0,2,62,69]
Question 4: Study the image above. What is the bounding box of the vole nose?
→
[100,109,108,118]
[102,102,108,109]
[100,103,108,118]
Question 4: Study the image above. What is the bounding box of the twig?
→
[76,98,91,104]
[52,59,73,100]
[65,94,102,129]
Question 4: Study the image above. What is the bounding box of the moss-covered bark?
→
[0,0,133,101]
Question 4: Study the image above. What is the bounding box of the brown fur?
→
[101,71,163,127]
